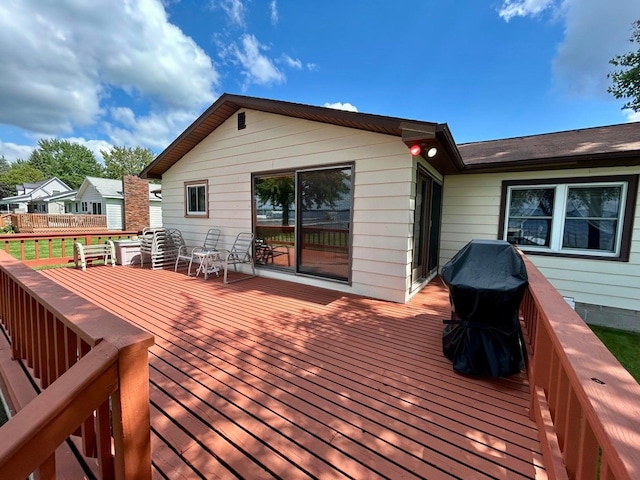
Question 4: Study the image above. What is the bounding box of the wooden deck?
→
[41,265,546,480]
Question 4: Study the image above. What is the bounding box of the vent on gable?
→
[237,112,246,130]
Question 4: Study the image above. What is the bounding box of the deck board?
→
[41,265,546,479]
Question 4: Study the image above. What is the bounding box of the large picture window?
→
[185,180,208,217]
[500,175,637,260]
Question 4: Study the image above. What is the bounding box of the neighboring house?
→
[74,177,163,230]
[141,93,640,331]
[0,177,73,213]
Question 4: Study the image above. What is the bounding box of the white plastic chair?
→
[174,228,221,276]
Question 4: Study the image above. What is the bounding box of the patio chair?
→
[141,228,186,270]
[218,232,256,284]
[254,238,291,266]
[174,228,221,276]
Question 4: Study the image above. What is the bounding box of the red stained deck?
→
[41,265,545,480]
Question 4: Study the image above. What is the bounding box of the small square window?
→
[185,180,208,217]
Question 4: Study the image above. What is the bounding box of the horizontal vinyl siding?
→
[149,202,162,228]
[162,109,414,302]
[440,166,640,313]
[106,200,123,230]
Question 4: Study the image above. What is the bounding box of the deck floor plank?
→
[41,265,545,480]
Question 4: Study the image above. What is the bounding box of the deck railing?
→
[1,231,138,266]
[11,213,108,232]
[520,254,640,480]
[0,251,154,479]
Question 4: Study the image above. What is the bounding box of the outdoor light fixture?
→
[409,144,438,158]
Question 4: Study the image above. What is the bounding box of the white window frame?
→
[504,180,628,258]
[185,181,208,217]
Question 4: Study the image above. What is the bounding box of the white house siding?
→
[440,166,640,318]
[76,184,103,212]
[106,200,123,230]
[43,179,69,195]
[162,109,416,302]
[149,201,162,228]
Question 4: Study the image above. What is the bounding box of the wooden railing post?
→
[111,343,152,480]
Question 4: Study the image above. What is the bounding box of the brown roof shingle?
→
[457,122,640,172]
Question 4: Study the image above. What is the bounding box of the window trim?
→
[498,175,638,262]
[184,180,209,218]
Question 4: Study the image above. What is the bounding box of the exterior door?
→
[412,168,442,283]
[297,166,352,281]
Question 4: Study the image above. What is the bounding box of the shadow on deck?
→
[40,265,544,479]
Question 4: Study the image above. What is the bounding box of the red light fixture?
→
[409,144,422,156]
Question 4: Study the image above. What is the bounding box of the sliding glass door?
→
[412,167,442,283]
[253,164,353,281]
[297,167,352,281]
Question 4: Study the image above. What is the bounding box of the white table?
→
[192,250,222,279]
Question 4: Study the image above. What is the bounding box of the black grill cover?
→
[441,240,528,377]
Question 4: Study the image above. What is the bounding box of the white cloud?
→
[498,0,555,21]
[63,137,114,163]
[270,0,278,25]
[324,102,359,112]
[229,34,285,87]
[211,0,246,27]
[497,1,640,99]
[625,110,640,123]
[0,141,35,162]
[552,0,640,97]
[281,54,302,69]
[0,0,218,136]
[104,108,195,152]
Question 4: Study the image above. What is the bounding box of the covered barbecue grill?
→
[441,239,528,377]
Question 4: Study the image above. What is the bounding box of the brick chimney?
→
[123,175,150,233]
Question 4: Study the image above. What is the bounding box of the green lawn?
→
[4,236,129,264]
[590,325,640,384]
[6,238,86,261]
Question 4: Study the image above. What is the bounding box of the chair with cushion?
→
[174,228,221,276]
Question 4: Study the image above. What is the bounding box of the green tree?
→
[0,160,46,195]
[101,146,156,179]
[255,176,296,226]
[254,170,350,226]
[0,156,13,198]
[608,20,640,112]
[0,156,10,175]
[28,139,103,189]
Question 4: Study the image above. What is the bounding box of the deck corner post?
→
[111,343,152,480]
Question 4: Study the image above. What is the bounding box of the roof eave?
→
[457,150,640,174]
[141,93,461,179]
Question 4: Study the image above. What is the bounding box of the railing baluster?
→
[80,340,97,456]
[17,287,27,361]
[34,304,47,381]
[576,421,599,480]
[563,388,582,479]
[97,399,114,479]
[54,319,65,380]
[554,370,570,451]
[25,294,34,369]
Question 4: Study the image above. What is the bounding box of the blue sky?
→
[1,0,639,163]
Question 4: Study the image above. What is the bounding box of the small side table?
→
[193,250,222,280]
